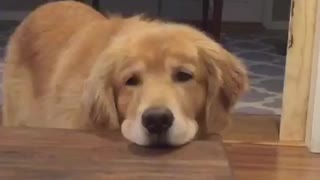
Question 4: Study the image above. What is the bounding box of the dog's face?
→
[83,20,248,146]
[116,35,207,146]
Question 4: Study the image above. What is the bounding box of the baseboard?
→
[263,21,289,30]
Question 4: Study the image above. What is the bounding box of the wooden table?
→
[0,127,233,180]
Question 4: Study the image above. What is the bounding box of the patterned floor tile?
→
[249,64,284,76]
[263,97,282,109]
[254,79,284,93]
[223,32,287,115]
[234,106,276,115]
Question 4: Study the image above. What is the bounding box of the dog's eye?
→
[125,75,141,86]
[174,71,193,82]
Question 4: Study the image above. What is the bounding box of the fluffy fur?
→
[2,1,248,146]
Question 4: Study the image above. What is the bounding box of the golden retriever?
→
[2,1,248,146]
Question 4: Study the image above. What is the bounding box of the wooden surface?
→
[0,127,233,180]
[223,115,280,144]
[223,115,307,147]
[226,143,320,180]
[223,114,304,146]
[280,0,318,141]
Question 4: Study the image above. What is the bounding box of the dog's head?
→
[82,18,248,146]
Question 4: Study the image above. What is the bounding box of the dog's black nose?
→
[142,107,174,134]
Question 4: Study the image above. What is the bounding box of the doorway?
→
[222,0,318,146]
[218,0,289,143]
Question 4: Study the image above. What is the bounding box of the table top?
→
[0,127,233,180]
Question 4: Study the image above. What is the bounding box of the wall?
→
[272,0,291,21]
[0,0,265,22]
[0,0,45,11]
[101,0,203,20]
[95,0,264,22]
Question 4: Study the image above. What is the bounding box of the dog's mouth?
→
[148,133,171,148]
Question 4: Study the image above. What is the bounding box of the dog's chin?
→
[121,118,198,147]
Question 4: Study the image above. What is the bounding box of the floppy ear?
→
[197,38,248,134]
[81,59,120,130]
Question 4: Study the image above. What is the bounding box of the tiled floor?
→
[222,32,287,115]
[0,21,287,115]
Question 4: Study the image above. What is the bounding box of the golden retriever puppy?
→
[2,1,248,146]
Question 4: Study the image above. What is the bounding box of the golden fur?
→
[2,1,248,146]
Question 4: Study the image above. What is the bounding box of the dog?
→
[2,1,248,146]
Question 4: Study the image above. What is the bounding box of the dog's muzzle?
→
[142,107,174,135]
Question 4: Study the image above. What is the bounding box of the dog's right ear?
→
[195,33,248,134]
[81,59,119,130]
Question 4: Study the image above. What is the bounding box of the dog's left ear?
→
[197,37,248,134]
[81,58,120,130]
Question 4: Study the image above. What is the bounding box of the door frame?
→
[280,0,320,152]
[306,0,320,153]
